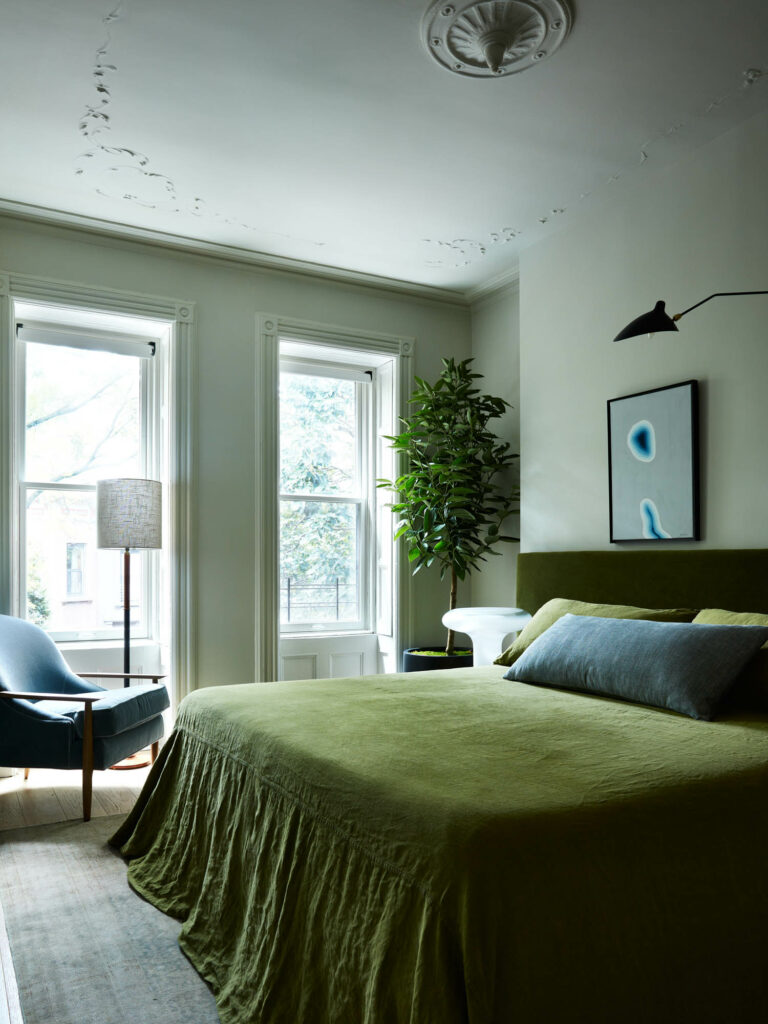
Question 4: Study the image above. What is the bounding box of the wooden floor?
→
[0,765,150,832]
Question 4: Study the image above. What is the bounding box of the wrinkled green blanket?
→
[112,667,768,1023]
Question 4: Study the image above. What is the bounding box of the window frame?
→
[13,308,166,644]
[0,270,196,708]
[256,314,413,681]
[278,358,374,635]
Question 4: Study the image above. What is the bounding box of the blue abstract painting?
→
[608,380,699,542]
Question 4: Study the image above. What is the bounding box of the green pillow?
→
[693,609,768,713]
[494,597,697,668]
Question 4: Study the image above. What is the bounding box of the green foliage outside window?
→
[27,554,51,627]
[280,374,360,623]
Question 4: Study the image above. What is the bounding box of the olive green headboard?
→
[516,549,768,616]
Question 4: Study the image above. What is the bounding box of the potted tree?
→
[379,357,519,670]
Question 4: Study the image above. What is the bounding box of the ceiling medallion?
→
[421,0,572,78]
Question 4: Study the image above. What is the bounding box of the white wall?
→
[519,108,768,553]
[469,283,521,605]
[0,216,472,683]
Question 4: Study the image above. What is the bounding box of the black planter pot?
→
[402,647,474,672]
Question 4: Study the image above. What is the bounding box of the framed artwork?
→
[607,379,699,542]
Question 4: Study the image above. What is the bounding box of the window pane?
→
[26,488,146,640]
[66,542,86,596]
[280,374,357,496]
[280,500,359,625]
[25,342,141,484]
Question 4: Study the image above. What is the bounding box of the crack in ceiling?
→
[74,1,327,251]
[65,2,767,278]
[423,64,765,268]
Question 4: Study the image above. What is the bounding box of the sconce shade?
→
[613,291,768,342]
[97,478,162,550]
[613,300,678,341]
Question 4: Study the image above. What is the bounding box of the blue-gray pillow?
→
[503,614,768,720]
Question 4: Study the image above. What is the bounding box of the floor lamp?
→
[97,478,162,687]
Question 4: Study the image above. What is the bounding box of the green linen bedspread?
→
[111,667,768,1023]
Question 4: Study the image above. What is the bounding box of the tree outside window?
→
[279,370,368,630]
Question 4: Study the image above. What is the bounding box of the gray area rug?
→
[0,815,220,1024]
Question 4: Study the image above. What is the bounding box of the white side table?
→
[442,607,532,667]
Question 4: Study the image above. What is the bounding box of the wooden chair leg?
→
[82,703,94,822]
[23,768,30,780]
[150,741,159,764]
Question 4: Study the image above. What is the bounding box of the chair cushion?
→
[37,683,169,738]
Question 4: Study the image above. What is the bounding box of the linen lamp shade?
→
[97,478,162,550]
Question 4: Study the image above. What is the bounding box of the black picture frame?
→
[607,379,699,543]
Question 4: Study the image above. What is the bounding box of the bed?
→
[112,549,768,1023]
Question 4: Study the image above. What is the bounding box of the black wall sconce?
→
[614,291,768,342]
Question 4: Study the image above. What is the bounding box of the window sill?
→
[280,629,375,640]
[57,637,164,678]
[58,637,154,652]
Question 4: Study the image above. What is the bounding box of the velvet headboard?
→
[516,549,768,616]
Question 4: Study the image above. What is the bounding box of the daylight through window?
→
[16,309,165,642]
[279,362,372,633]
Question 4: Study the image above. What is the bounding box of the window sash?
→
[15,325,162,643]
[278,368,373,635]
[279,497,366,633]
[19,481,153,642]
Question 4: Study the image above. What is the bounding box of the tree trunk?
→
[445,566,458,654]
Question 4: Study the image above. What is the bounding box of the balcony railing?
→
[280,578,358,624]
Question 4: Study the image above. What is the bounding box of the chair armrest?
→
[0,691,100,703]
[77,672,166,683]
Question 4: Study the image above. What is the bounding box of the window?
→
[66,542,86,597]
[279,359,372,633]
[14,304,166,642]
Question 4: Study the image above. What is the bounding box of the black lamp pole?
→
[123,547,131,687]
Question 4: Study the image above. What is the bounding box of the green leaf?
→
[387,357,517,593]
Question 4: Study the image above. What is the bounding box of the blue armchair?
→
[0,613,169,820]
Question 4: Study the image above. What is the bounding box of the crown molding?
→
[0,197,473,308]
[465,263,520,303]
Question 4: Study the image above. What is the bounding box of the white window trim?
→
[0,271,196,708]
[255,313,414,682]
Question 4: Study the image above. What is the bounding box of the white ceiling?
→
[1,0,767,297]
